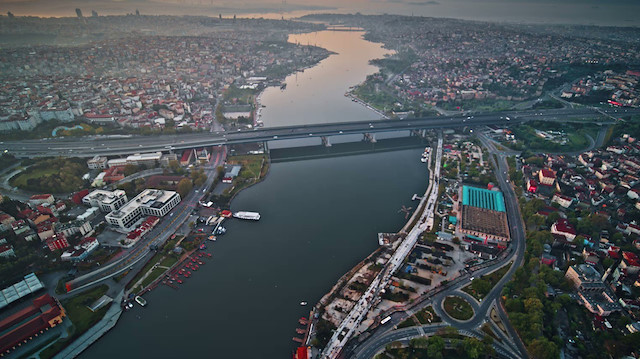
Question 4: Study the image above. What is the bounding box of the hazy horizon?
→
[1,0,640,27]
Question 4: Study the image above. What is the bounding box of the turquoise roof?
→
[462,186,506,212]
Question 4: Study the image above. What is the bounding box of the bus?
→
[380,316,391,325]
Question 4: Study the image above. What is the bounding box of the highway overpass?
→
[2,107,636,158]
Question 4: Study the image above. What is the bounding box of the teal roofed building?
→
[462,186,506,212]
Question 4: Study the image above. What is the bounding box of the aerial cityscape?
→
[0,1,640,359]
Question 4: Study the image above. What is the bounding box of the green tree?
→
[177,178,193,198]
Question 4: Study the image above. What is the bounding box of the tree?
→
[123,164,139,176]
[426,335,445,358]
[177,178,193,198]
[528,338,559,359]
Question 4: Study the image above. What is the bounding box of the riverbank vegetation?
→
[209,154,268,207]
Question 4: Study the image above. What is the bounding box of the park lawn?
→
[463,263,511,301]
[126,251,164,290]
[228,155,266,180]
[10,167,58,188]
[415,306,441,324]
[140,267,166,289]
[443,296,474,321]
[397,317,416,329]
[160,255,179,268]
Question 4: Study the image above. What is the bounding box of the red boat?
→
[206,253,212,257]
[177,279,183,284]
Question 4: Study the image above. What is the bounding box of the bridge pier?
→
[263,141,270,154]
[410,129,428,138]
[363,133,377,143]
[321,136,332,147]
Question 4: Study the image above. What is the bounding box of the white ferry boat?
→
[134,296,147,307]
[233,211,261,221]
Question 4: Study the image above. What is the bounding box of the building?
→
[222,165,242,184]
[458,186,510,243]
[565,264,605,292]
[620,251,640,274]
[45,233,70,252]
[105,189,180,230]
[538,168,556,186]
[565,264,620,317]
[552,193,573,209]
[0,244,15,258]
[180,149,194,166]
[0,294,66,355]
[57,220,92,237]
[551,219,577,241]
[87,155,108,169]
[103,166,125,183]
[61,237,99,262]
[126,152,162,167]
[82,190,128,212]
[28,194,54,206]
[0,273,45,310]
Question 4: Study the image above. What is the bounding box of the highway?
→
[344,130,529,359]
[3,107,637,158]
[65,146,227,293]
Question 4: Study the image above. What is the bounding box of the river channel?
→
[82,30,427,359]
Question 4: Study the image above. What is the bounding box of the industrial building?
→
[105,189,180,230]
[458,185,510,243]
[0,294,66,355]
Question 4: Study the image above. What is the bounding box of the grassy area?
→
[10,157,87,193]
[126,250,165,290]
[397,317,416,329]
[504,120,599,152]
[415,306,441,324]
[443,296,474,321]
[40,285,110,359]
[212,154,268,207]
[463,263,511,301]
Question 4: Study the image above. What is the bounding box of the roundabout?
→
[442,295,475,322]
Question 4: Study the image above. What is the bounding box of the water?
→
[82,28,429,359]
[258,30,392,128]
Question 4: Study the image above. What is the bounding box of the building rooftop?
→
[462,186,505,212]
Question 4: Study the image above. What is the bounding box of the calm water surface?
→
[83,28,427,359]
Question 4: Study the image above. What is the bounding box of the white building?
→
[126,152,163,167]
[83,190,128,213]
[87,155,108,169]
[105,189,180,230]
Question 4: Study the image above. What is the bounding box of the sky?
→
[1,0,639,26]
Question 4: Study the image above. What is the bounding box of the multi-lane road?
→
[3,107,636,158]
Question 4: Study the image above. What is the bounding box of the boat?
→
[420,157,428,163]
[300,301,308,306]
[215,226,226,235]
[280,83,287,90]
[208,235,217,241]
[199,243,207,250]
[233,211,261,221]
[134,296,147,307]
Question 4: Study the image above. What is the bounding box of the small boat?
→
[208,235,217,241]
[134,296,147,307]
[206,253,212,257]
[300,301,308,306]
[177,279,183,284]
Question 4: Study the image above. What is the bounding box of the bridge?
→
[2,107,636,158]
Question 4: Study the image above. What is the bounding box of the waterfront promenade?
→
[322,133,443,358]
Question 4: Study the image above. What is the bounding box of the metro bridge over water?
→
[2,107,635,158]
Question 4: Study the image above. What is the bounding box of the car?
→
[273,135,278,139]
